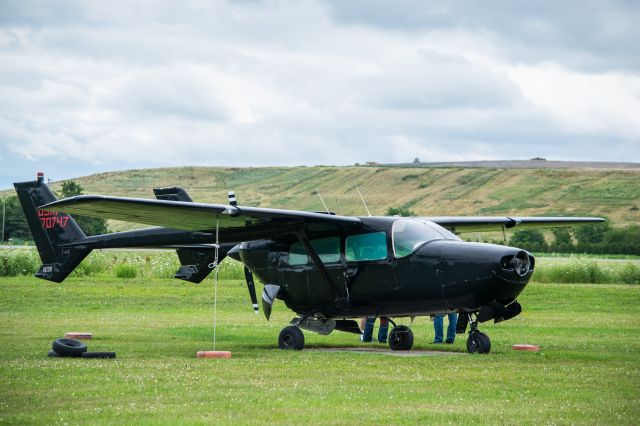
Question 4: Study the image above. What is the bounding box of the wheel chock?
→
[196,351,232,359]
[64,332,93,340]
[512,344,540,352]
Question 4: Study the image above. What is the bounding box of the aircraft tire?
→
[388,325,414,350]
[466,331,491,354]
[52,338,88,357]
[278,326,304,350]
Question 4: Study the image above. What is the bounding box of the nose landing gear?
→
[465,313,491,354]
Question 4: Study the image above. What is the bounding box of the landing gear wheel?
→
[278,326,305,350]
[466,331,491,354]
[388,325,414,351]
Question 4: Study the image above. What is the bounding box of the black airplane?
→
[15,173,604,354]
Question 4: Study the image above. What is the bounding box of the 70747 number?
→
[38,210,69,229]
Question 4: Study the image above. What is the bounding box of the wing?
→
[426,216,605,234]
[40,195,362,242]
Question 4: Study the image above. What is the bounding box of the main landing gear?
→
[277,318,416,351]
[278,325,305,350]
[387,319,414,351]
[465,313,491,354]
[388,325,414,350]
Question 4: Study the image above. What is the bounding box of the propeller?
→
[261,284,281,321]
[243,266,260,315]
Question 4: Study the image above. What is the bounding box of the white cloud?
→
[503,63,640,139]
[0,0,639,189]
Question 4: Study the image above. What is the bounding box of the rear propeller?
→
[243,266,260,315]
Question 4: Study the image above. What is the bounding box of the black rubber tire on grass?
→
[81,351,116,359]
[48,349,61,357]
[52,338,88,357]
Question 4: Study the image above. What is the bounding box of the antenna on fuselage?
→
[315,188,330,213]
[355,184,372,217]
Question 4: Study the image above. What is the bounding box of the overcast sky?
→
[1,0,639,189]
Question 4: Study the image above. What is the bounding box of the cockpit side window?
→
[287,236,341,265]
[345,231,388,262]
[393,219,459,258]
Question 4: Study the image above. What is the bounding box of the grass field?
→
[1,274,639,424]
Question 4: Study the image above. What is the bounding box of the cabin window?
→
[311,237,341,263]
[288,242,308,265]
[345,231,388,261]
[288,237,340,265]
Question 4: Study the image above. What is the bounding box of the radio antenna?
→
[315,188,330,213]
[355,184,371,217]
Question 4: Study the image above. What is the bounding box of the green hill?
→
[13,165,637,231]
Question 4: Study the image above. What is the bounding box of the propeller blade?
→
[261,284,281,321]
[243,266,259,315]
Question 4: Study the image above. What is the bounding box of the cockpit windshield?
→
[392,219,461,257]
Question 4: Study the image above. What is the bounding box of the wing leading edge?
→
[40,195,362,242]
[41,196,604,239]
[427,216,605,234]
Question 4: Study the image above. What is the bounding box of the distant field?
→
[0,275,639,424]
[3,165,636,232]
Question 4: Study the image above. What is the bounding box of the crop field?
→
[1,268,639,424]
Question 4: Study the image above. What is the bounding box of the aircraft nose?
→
[427,241,534,311]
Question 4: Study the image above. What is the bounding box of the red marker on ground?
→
[64,332,93,340]
[196,351,232,359]
[512,344,540,351]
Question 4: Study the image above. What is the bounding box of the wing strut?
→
[296,232,350,310]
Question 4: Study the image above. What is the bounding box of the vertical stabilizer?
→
[13,173,91,282]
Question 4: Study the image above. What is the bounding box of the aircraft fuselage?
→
[229,217,533,319]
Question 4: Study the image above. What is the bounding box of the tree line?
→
[1,181,108,243]
[508,224,640,255]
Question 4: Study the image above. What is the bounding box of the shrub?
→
[115,262,138,279]
[0,249,39,276]
[74,254,110,277]
[619,263,640,285]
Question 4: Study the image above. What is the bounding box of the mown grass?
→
[1,274,639,424]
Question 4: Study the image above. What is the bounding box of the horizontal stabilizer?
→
[153,187,193,202]
[174,245,234,283]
